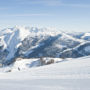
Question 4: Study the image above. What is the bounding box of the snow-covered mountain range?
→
[0,26,90,65]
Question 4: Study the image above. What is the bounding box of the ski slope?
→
[0,57,90,90]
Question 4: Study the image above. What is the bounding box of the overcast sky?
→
[0,0,90,32]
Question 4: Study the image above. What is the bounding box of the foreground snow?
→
[0,57,90,90]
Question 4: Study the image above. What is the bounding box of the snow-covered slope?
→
[0,26,31,62]
[60,41,90,58]
[68,32,90,41]
[0,56,90,90]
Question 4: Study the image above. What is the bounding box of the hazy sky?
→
[0,0,90,32]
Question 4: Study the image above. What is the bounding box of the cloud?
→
[60,4,90,8]
[4,0,90,8]
[12,13,51,16]
[17,0,62,6]
[0,13,52,17]
[17,0,90,8]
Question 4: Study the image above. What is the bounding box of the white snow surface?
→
[0,56,90,90]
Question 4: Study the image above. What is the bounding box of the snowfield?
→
[0,57,90,90]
